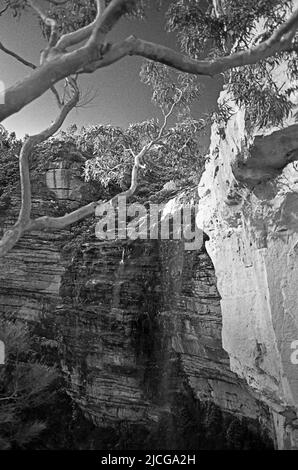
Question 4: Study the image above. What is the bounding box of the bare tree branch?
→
[111,91,182,203]
[87,0,131,47]
[27,200,101,232]
[0,82,79,258]
[0,35,134,122]
[271,7,298,42]
[56,0,130,51]
[128,32,292,77]
[0,41,36,69]
[0,40,63,107]
[1,2,298,123]
[55,18,96,51]
[0,87,180,247]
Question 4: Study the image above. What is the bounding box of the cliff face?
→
[0,166,273,449]
[57,234,273,448]
[197,96,298,449]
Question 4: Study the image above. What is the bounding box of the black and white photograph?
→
[0,0,298,458]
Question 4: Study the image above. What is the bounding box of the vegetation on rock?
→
[0,319,56,449]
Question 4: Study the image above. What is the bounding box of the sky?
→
[0,1,222,138]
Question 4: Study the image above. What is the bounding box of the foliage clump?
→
[42,116,207,196]
[0,131,22,211]
[165,0,298,128]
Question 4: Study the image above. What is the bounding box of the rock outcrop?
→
[197,94,298,449]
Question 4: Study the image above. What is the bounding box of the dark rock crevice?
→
[232,124,298,184]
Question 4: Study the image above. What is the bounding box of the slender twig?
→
[0,41,36,69]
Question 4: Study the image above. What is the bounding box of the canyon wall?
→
[0,160,273,449]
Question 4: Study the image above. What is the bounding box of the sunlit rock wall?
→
[197,92,298,448]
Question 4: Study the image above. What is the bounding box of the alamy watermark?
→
[95,196,203,251]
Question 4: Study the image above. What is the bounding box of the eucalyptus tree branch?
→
[0,40,62,107]
[0,36,133,122]
[55,1,103,51]
[110,143,150,202]
[96,0,106,18]
[56,0,129,52]
[0,0,298,122]
[110,90,182,203]
[87,0,127,47]
[128,32,293,78]
[0,84,79,258]
[1,2,298,123]
[87,0,134,49]
[27,200,102,232]
[0,41,36,69]
[271,7,298,43]
[19,137,150,232]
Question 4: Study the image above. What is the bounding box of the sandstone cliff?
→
[197,93,298,449]
[0,152,274,449]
